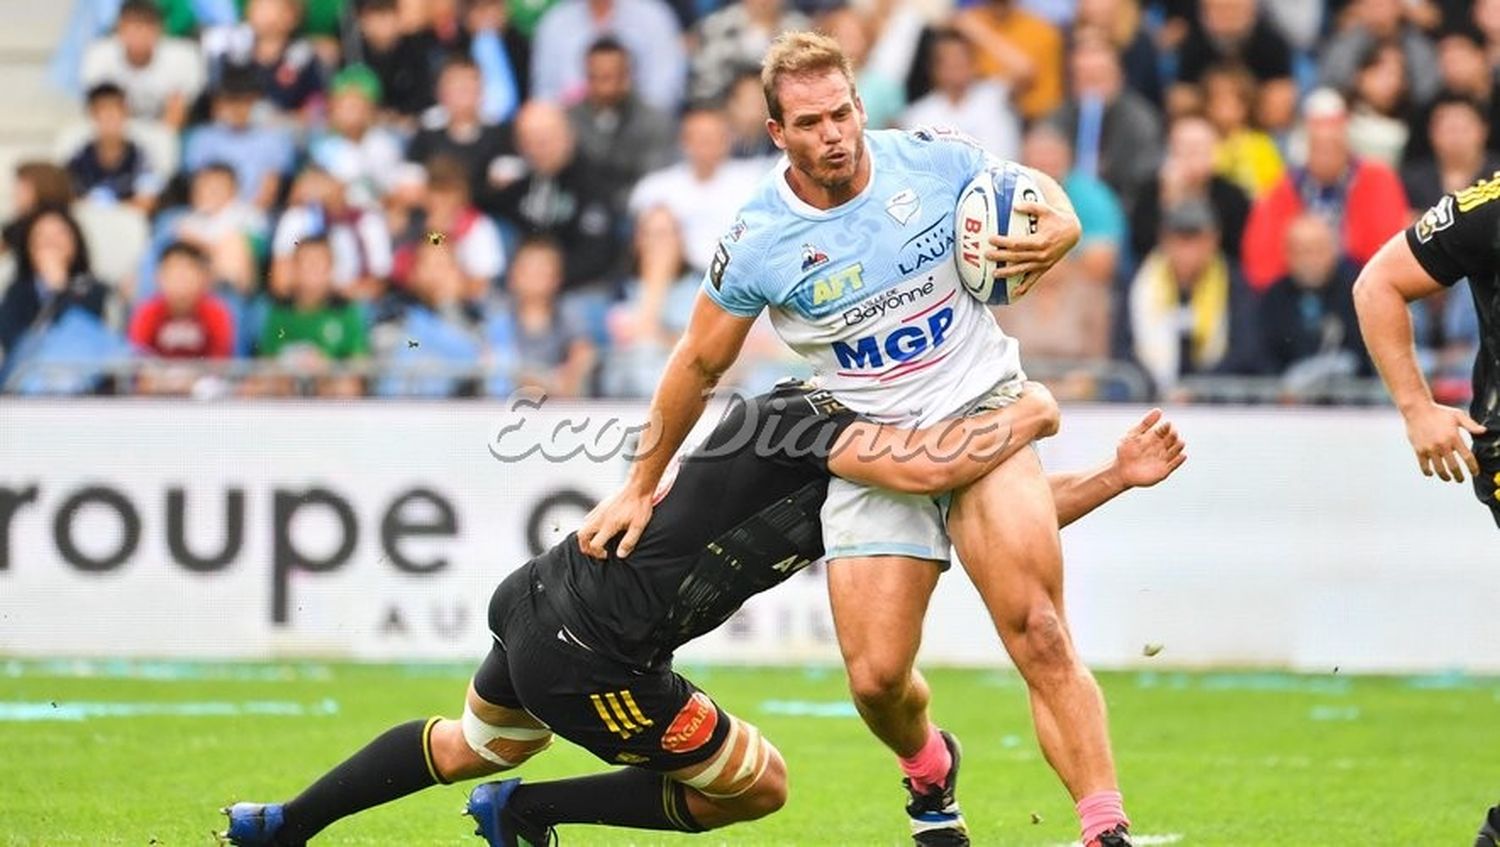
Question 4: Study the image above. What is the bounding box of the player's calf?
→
[673,713,788,825]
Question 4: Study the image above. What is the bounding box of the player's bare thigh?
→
[826,556,941,692]
[427,683,553,782]
[665,709,789,826]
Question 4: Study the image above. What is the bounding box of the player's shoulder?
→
[875,126,991,185]
[705,179,784,292]
[1412,169,1500,248]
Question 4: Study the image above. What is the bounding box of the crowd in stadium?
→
[0,0,1491,401]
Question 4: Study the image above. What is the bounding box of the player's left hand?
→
[1115,408,1186,488]
[985,200,1081,285]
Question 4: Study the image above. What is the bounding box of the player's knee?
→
[845,660,911,708]
[429,718,492,782]
[461,703,553,769]
[1012,605,1073,670]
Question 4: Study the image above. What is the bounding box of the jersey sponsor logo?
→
[661,691,718,753]
[1415,195,1456,243]
[832,295,956,376]
[896,217,955,277]
[801,243,830,272]
[908,125,986,152]
[885,188,921,225]
[801,385,849,418]
[728,216,748,242]
[811,263,865,305]
[709,242,730,290]
[1456,171,1500,212]
[842,280,936,327]
[769,553,814,574]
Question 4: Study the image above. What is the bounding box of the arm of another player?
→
[576,292,756,558]
[1353,233,1486,483]
[828,382,1061,494]
[985,166,1081,294]
[1049,409,1186,529]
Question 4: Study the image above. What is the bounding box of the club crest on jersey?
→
[801,243,830,272]
[885,189,921,225]
[1415,195,1455,243]
[811,263,865,305]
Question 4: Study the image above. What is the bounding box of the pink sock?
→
[897,725,952,793]
[1077,790,1129,846]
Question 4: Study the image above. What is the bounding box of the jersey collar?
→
[773,135,879,220]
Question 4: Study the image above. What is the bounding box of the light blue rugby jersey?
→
[702,128,1023,426]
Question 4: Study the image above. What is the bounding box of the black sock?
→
[507,768,704,833]
[279,717,446,843]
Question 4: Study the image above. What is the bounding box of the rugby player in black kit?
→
[221,380,1186,846]
[1353,175,1500,845]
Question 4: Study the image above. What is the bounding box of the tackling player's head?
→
[762,31,868,200]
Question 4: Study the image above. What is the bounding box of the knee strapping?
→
[461,704,553,767]
[679,716,772,799]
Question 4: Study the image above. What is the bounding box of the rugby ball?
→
[954,163,1044,305]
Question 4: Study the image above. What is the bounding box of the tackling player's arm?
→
[1048,409,1186,528]
[1353,205,1487,483]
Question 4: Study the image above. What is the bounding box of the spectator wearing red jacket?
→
[1241,89,1409,292]
[129,241,235,359]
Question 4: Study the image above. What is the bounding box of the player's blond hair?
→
[761,31,856,123]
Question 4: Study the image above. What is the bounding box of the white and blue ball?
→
[953,163,1043,305]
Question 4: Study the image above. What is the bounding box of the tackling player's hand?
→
[1115,409,1186,488]
[1402,402,1486,482]
[985,200,1081,288]
[577,488,655,559]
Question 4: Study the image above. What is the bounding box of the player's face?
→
[769,70,867,191]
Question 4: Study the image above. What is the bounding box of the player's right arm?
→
[1353,196,1488,483]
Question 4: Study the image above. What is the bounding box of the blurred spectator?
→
[259,236,368,396]
[183,69,297,212]
[1345,41,1411,168]
[1128,200,1261,393]
[390,157,507,300]
[601,206,697,397]
[822,6,915,131]
[1403,26,1500,163]
[1172,0,1297,131]
[4,163,75,257]
[1262,0,1326,53]
[128,241,235,363]
[490,101,624,289]
[417,0,531,116]
[952,0,1064,121]
[270,167,393,300]
[80,0,205,131]
[1258,214,1368,378]
[1131,115,1249,264]
[1480,0,1500,62]
[1202,63,1284,198]
[1242,90,1408,291]
[0,210,110,359]
[307,64,405,210]
[1048,26,1162,214]
[346,0,435,119]
[993,251,1112,397]
[1403,94,1500,210]
[66,82,161,211]
[1320,0,1440,107]
[568,38,677,208]
[493,237,596,397]
[628,107,765,275]
[530,0,687,112]
[1074,0,1162,107]
[688,0,809,103]
[374,239,485,397]
[173,164,267,296]
[1021,122,1124,286]
[724,70,778,159]
[406,54,517,208]
[900,29,1021,161]
[201,0,325,116]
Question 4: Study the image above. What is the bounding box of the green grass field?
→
[2,660,1497,846]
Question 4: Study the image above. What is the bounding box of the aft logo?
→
[833,299,956,372]
[801,243,830,272]
[811,263,864,305]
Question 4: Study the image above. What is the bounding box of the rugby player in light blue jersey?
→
[580,31,1136,847]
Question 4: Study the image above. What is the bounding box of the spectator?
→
[374,239,486,397]
[1403,94,1500,211]
[201,0,325,116]
[1320,0,1441,107]
[346,0,436,120]
[1345,41,1411,168]
[1020,122,1124,286]
[128,241,235,363]
[491,237,596,397]
[490,101,625,289]
[628,106,765,275]
[307,64,405,210]
[405,54,517,208]
[390,157,507,301]
[66,82,160,210]
[952,0,1064,121]
[1201,63,1284,198]
[688,0,810,103]
[1047,26,1162,214]
[173,164,268,296]
[992,250,1112,396]
[1242,89,1409,291]
[1130,116,1249,264]
[567,38,677,209]
[80,0,205,130]
[1259,214,1369,378]
[270,167,393,300]
[723,70,778,160]
[1127,199,1261,394]
[899,29,1021,161]
[1075,0,1162,107]
[1480,0,1500,64]
[601,205,698,397]
[259,236,368,396]
[182,68,297,212]
[3,163,75,257]
[530,0,687,112]
[1403,26,1500,163]
[0,210,110,359]
[416,0,531,118]
[1172,0,1297,131]
[821,6,914,131]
